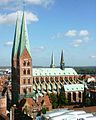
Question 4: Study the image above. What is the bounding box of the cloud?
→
[79,30,89,37]
[32,46,45,52]
[25,0,55,7]
[0,0,55,9]
[4,41,13,46]
[65,30,77,37]
[0,11,39,24]
[73,39,83,47]
[90,55,96,59]
[51,32,64,40]
[0,0,13,3]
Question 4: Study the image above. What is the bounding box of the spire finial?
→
[60,49,65,70]
[50,52,55,68]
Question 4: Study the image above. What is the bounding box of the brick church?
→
[12,12,84,107]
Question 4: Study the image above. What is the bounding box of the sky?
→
[0,0,96,67]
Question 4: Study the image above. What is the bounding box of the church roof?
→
[32,68,78,76]
[19,12,31,57]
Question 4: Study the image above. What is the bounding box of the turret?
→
[60,50,65,70]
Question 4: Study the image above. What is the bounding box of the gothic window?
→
[50,77,54,83]
[60,77,63,82]
[23,69,26,75]
[28,78,30,84]
[69,77,72,81]
[27,69,30,74]
[23,79,26,84]
[65,77,68,82]
[27,61,30,66]
[55,77,58,82]
[23,61,26,66]
[40,77,44,83]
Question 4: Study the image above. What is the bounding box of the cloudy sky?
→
[0,0,96,66]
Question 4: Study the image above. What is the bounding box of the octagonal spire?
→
[19,12,31,58]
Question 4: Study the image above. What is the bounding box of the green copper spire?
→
[60,50,65,70]
[50,52,55,68]
[19,12,31,57]
[12,17,20,59]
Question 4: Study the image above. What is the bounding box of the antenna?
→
[23,0,26,11]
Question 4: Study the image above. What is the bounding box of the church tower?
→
[12,12,33,104]
[12,16,20,104]
[60,50,65,70]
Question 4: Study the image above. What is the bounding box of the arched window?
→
[23,88,26,94]
[27,61,30,66]
[60,77,63,82]
[55,77,58,82]
[50,77,54,82]
[23,61,26,66]
[23,79,26,84]
[28,78,30,84]
[27,69,30,74]
[23,69,26,75]
[41,77,44,83]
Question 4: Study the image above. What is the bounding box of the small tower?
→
[50,52,55,68]
[60,50,65,70]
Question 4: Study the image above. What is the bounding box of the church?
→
[11,12,84,106]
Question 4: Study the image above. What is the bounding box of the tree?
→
[42,107,47,114]
[58,87,68,106]
[49,93,58,109]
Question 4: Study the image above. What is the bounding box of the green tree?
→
[42,107,47,114]
[49,93,58,109]
[58,87,68,106]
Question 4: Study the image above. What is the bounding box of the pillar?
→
[80,91,83,103]
[65,92,68,100]
[71,92,73,102]
[76,92,79,102]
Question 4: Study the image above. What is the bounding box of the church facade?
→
[12,12,84,104]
